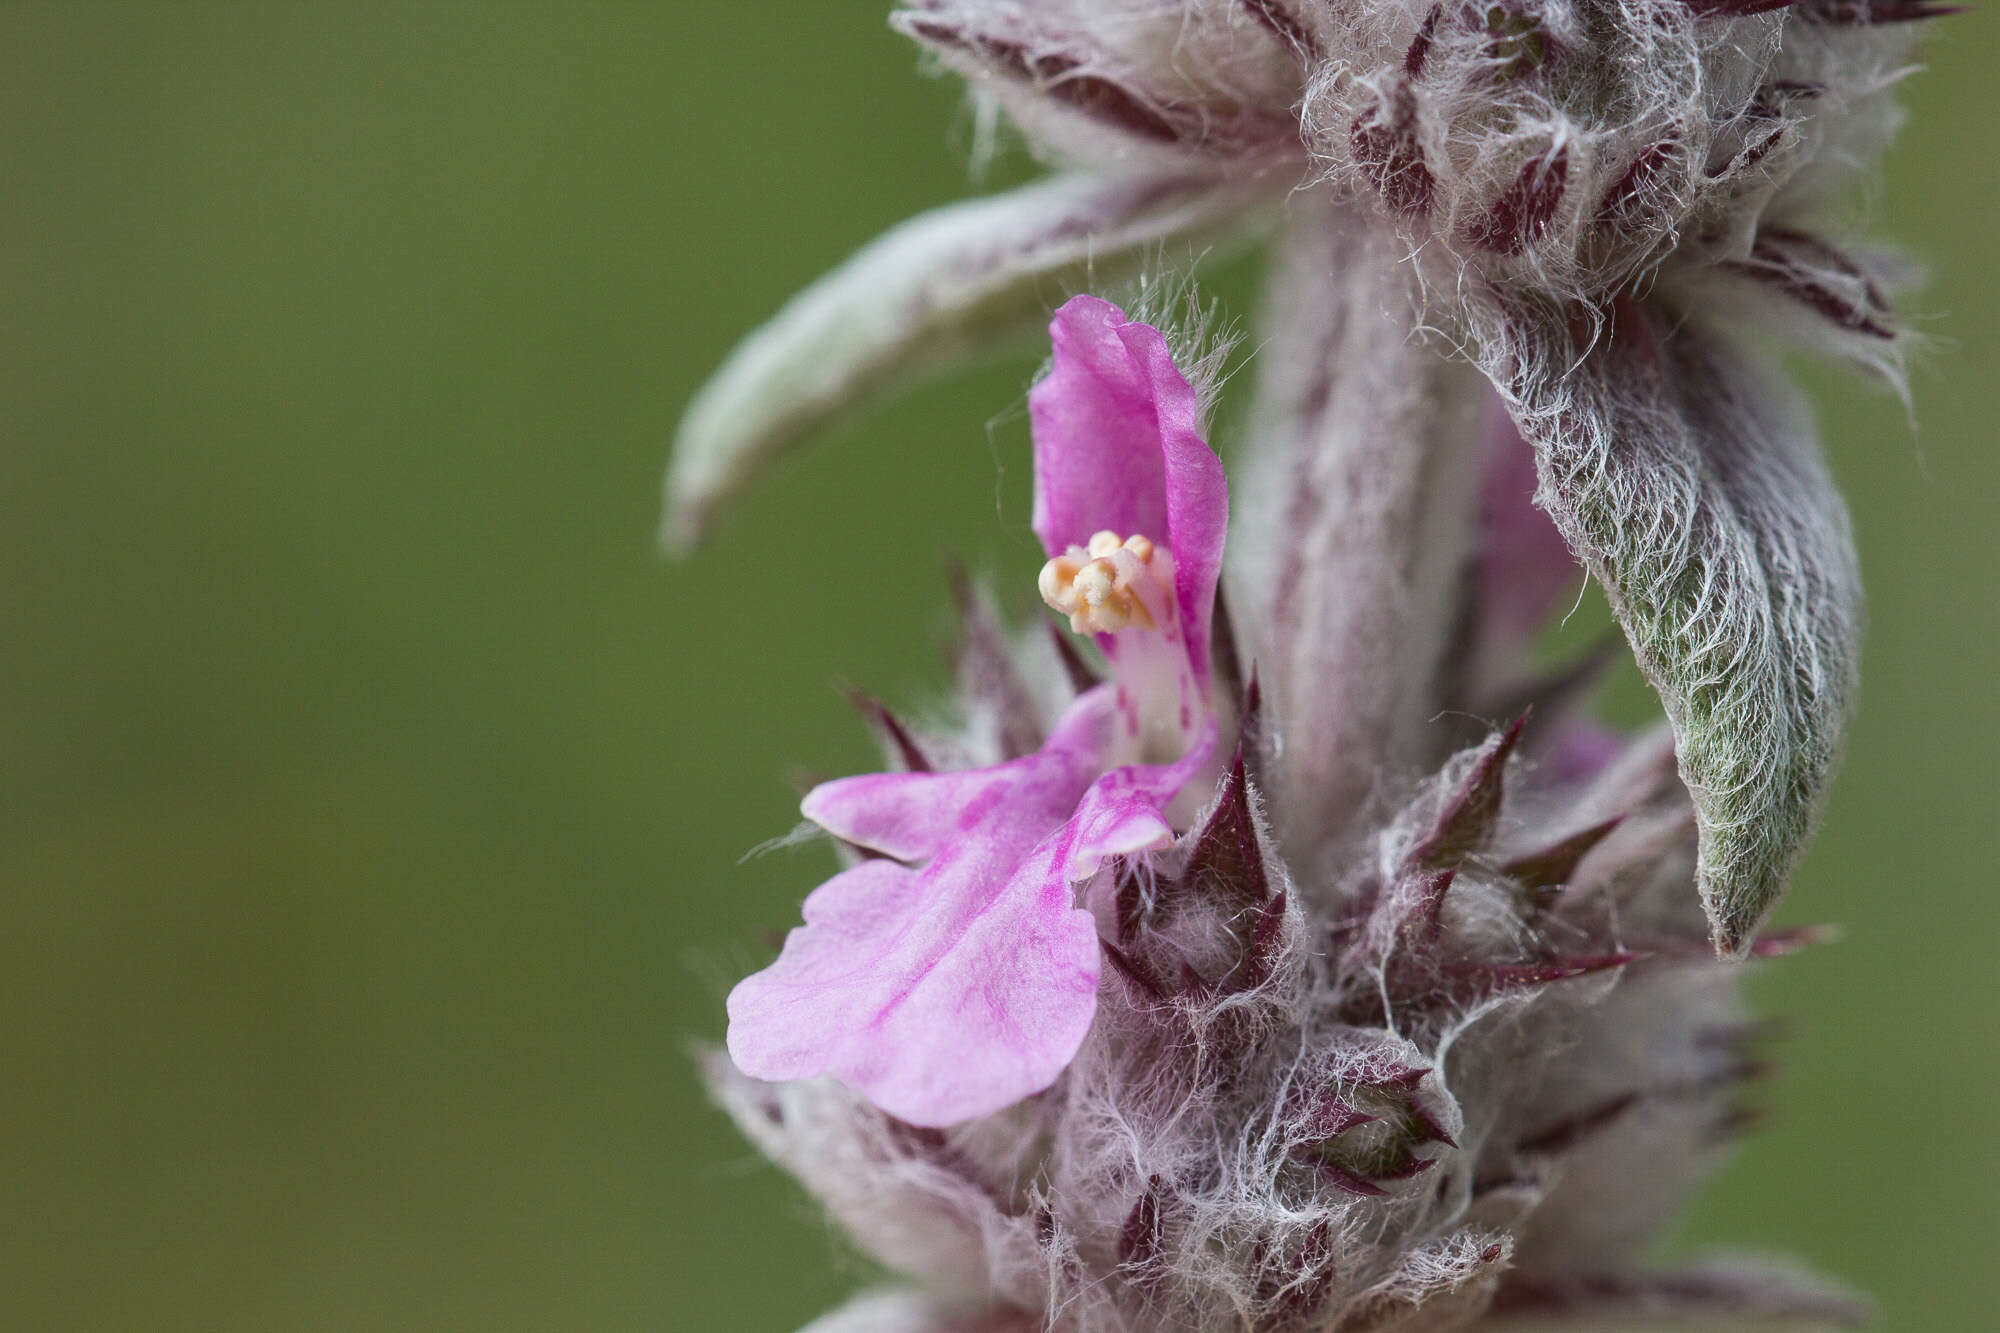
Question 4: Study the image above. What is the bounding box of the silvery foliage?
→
[675,2,1937,1329]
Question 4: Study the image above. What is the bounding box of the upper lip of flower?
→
[724,296,1232,1127]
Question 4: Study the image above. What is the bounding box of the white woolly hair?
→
[1122,266,1245,435]
[709,692,1754,1332]
[902,0,1923,320]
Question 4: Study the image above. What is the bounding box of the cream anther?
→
[1038,530,1166,636]
[1037,556,1077,609]
[1073,562,1115,608]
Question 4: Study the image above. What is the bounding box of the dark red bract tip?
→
[843,686,931,772]
[1502,815,1626,891]
[1119,1179,1169,1268]
[1101,937,1169,1003]
[1405,5,1442,77]
[1242,0,1323,61]
[1182,752,1269,909]
[1364,1064,1433,1092]
[1314,1160,1390,1198]
[1351,82,1436,216]
[1467,147,1568,255]
[1404,714,1526,871]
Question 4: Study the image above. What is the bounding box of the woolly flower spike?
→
[672,0,1945,954]
[726,297,1226,1128]
[707,294,1864,1331]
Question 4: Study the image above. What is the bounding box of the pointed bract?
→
[1503,816,1627,891]
[847,687,934,773]
[1403,713,1526,871]
[1100,936,1169,1002]
[1179,751,1268,910]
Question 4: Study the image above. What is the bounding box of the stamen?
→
[1038,531,1165,636]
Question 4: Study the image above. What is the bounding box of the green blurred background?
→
[1,5,1992,1329]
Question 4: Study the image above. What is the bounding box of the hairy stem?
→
[1233,199,1488,866]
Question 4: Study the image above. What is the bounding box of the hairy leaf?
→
[665,172,1268,549]
[1483,297,1861,955]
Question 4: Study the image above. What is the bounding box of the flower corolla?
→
[726,296,1229,1127]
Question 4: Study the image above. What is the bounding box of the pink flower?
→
[725,296,1228,1127]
